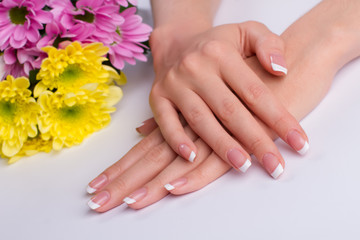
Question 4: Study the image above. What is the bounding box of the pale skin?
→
[87,0,360,212]
[148,0,309,176]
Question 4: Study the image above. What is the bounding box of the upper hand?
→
[149,21,309,178]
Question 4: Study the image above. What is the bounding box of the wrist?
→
[150,22,211,64]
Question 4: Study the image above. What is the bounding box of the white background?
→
[1,0,360,239]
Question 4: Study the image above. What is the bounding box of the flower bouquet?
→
[0,0,152,163]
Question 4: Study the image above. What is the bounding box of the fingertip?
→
[270,54,288,75]
[163,177,188,195]
[136,117,158,136]
[179,144,197,162]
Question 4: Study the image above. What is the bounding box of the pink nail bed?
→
[179,144,196,162]
[287,130,309,155]
[227,148,251,173]
[164,177,188,191]
[270,54,288,75]
[88,191,110,210]
[123,188,147,205]
[262,153,284,179]
[87,174,108,194]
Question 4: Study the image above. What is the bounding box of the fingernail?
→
[87,174,108,194]
[262,153,284,179]
[88,191,110,210]
[227,148,251,173]
[179,144,196,162]
[123,187,147,205]
[164,177,188,191]
[270,54,288,75]
[287,130,309,155]
[136,118,155,135]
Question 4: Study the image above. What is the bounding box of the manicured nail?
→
[227,148,251,173]
[87,174,108,194]
[88,191,110,210]
[179,144,196,162]
[164,177,188,191]
[262,153,284,179]
[123,187,147,205]
[287,130,309,155]
[136,118,155,135]
[270,54,288,75]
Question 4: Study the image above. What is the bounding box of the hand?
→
[87,0,360,212]
[150,21,309,178]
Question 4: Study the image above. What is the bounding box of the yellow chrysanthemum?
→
[34,42,112,97]
[0,75,39,157]
[2,136,53,164]
[37,83,123,150]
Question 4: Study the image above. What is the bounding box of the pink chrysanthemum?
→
[49,0,124,43]
[0,0,52,50]
[106,7,152,69]
[104,0,138,7]
[2,45,45,78]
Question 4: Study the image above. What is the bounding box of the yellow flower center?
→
[59,64,84,85]
[0,101,17,122]
[74,10,95,23]
[58,105,85,123]
[9,7,29,25]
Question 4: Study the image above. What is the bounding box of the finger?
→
[150,94,198,163]
[172,88,252,173]
[86,128,164,194]
[136,117,158,136]
[124,137,212,209]
[241,21,288,76]
[194,74,285,178]
[165,152,231,195]
[220,49,309,156]
[87,126,198,212]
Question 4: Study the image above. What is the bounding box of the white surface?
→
[1,0,360,239]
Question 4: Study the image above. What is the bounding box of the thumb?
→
[241,21,288,76]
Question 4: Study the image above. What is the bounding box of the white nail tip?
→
[87,186,96,194]
[164,184,175,191]
[88,200,100,210]
[123,197,136,205]
[297,141,309,155]
[271,164,284,179]
[239,159,252,173]
[188,151,196,162]
[271,63,288,75]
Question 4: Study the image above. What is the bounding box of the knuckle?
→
[244,83,267,107]
[179,53,200,73]
[103,162,122,178]
[248,136,264,154]
[162,69,179,89]
[243,20,264,29]
[186,106,205,127]
[218,98,237,124]
[272,114,290,133]
[143,143,168,165]
[138,134,157,153]
[193,167,208,183]
[111,178,128,193]
[201,40,226,58]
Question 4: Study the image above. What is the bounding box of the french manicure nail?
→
[87,174,108,194]
[179,144,196,162]
[262,153,284,179]
[270,54,288,75]
[88,191,110,210]
[164,177,188,191]
[123,188,147,205]
[227,148,252,173]
[287,130,309,155]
